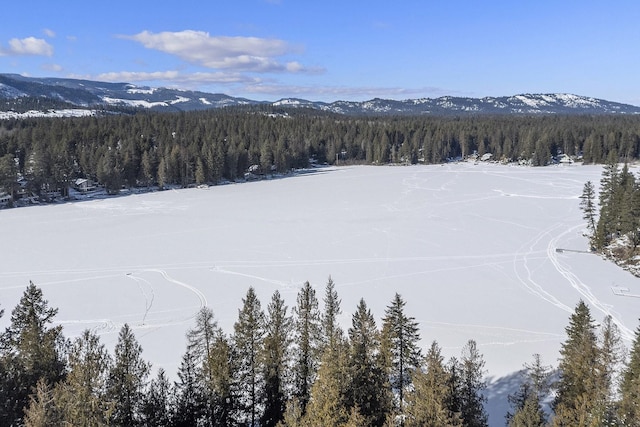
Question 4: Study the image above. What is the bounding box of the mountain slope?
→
[1,73,640,116]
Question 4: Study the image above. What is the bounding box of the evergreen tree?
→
[619,321,640,426]
[303,279,349,427]
[141,368,173,427]
[261,290,293,427]
[506,354,551,427]
[173,349,205,427]
[552,300,599,426]
[459,340,488,427]
[321,276,344,352]
[595,159,620,248]
[594,315,624,425]
[303,337,350,427]
[23,378,60,427]
[54,330,113,426]
[346,298,392,427]
[186,306,235,426]
[445,357,464,423]
[380,293,422,420]
[292,281,322,414]
[405,341,461,427]
[0,281,66,426]
[580,181,598,239]
[233,287,265,426]
[106,323,151,427]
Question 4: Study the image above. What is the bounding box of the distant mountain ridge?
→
[2,73,640,116]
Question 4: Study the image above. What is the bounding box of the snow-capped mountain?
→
[2,73,640,116]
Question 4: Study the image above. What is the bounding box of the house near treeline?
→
[73,178,97,192]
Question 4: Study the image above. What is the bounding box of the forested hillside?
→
[1,108,640,202]
[1,280,639,426]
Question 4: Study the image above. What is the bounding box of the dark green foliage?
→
[580,181,597,237]
[458,340,489,427]
[345,298,392,427]
[553,300,600,426]
[233,287,265,426]
[380,293,422,420]
[173,350,205,427]
[587,160,640,265]
[186,307,235,426]
[321,276,343,351]
[141,368,173,427]
[4,281,640,427]
[261,290,292,427]
[506,354,551,427]
[107,324,151,426]
[0,281,66,425]
[3,112,640,201]
[618,322,640,426]
[292,281,322,414]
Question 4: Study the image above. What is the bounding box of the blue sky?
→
[1,0,639,104]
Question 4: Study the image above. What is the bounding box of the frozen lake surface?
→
[2,162,639,425]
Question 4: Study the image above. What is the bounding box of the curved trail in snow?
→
[141,268,208,311]
[512,223,573,313]
[547,224,635,341]
[125,273,155,325]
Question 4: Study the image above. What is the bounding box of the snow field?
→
[1,162,639,425]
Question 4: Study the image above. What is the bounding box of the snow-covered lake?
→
[2,162,639,425]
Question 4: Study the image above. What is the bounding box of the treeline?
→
[1,109,640,197]
[1,279,640,427]
[580,157,640,268]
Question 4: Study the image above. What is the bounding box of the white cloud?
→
[121,30,312,73]
[0,37,53,56]
[43,28,56,38]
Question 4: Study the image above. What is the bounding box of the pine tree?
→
[54,330,114,426]
[0,281,66,426]
[186,306,235,426]
[346,298,392,427]
[233,287,265,426]
[321,276,343,352]
[445,357,464,420]
[107,323,151,427]
[173,349,205,427]
[23,378,60,427]
[141,368,173,427]
[593,315,624,425]
[292,281,322,414]
[618,321,640,426]
[506,354,551,427]
[595,158,620,248]
[380,293,422,421]
[552,300,599,426]
[303,338,350,427]
[261,290,293,427]
[459,340,488,427]
[579,181,597,239]
[405,341,461,427]
[303,279,349,427]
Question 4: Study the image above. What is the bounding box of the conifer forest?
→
[1,109,640,201]
[0,277,639,427]
[2,109,640,426]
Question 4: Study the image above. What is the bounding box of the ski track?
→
[547,224,636,341]
[125,273,155,325]
[512,223,573,313]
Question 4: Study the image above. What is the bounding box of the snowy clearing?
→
[1,162,639,425]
